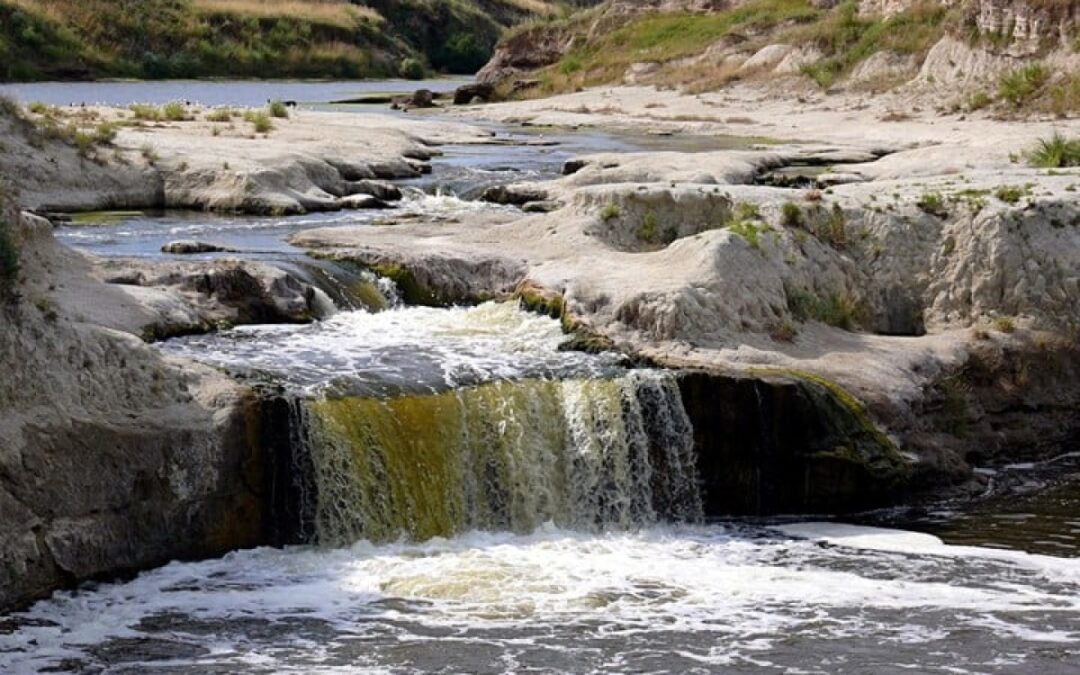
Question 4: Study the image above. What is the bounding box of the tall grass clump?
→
[1026,133,1080,168]
[267,100,289,118]
[243,110,273,133]
[998,64,1048,108]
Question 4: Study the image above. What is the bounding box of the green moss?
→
[748,367,906,480]
[369,262,440,306]
[515,284,565,319]
[70,210,143,226]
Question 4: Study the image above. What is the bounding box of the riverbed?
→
[1,80,1077,674]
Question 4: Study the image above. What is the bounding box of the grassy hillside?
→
[0,0,573,80]
[504,0,1078,114]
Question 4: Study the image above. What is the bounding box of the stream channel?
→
[0,80,1077,674]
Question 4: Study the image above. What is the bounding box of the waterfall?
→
[288,371,701,546]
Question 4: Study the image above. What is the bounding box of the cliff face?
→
[478,0,1078,104]
[0,209,274,611]
[861,0,1078,54]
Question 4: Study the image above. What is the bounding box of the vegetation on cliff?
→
[0,0,570,80]
[497,0,1077,113]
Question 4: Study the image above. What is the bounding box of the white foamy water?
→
[2,524,1078,674]
[159,302,625,394]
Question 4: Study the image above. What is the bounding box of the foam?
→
[3,524,1078,673]
[159,301,625,393]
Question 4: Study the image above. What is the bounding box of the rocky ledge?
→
[293,84,1080,511]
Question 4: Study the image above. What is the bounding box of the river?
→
[0,81,1077,674]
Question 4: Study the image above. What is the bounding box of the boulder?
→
[453,83,495,105]
[161,240,232,254]
[481,184,549,206]
[410,89,435,108]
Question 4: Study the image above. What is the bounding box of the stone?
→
[453,83,495,105]
[161,240,232,254]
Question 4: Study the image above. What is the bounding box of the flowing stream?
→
[1,81,1078,674]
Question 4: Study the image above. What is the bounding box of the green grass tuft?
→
[1025,133,1080,168]
[998,64,1049,108]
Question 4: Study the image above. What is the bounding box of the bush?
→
[162,101,188,121]
[637,211,659,244]
[916,191,948,217]
[994,185,1026,204]
[400,57,424,80]
[267,100,289,118]
[998,64,1048,108]
[781,201,803,227]
[994,316,1016,333]
[129,103,162,121]
[204,107,234,122]
[243,110,273,133]
[433,32,489,74]
[788,289,865,330]
[1026,133,1080,168]
[600,203,620,221]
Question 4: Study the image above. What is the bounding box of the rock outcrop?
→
[0,208,283,611]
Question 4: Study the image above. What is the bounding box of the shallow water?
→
[0,78,469,108]
[1,523,1078,674]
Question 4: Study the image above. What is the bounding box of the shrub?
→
[204,108,233,122]
[1025,133,1080,168]
[998,64,1048,108]
[727,219,763,249]
[994,316,1016,333]
[92,121,118,145]
[994,185,1026,204]
[162,101,188,121]
[27,101,49,114]
[129,103,163,121]
[600,203,620,221]
[243,110,273,133]
[811,203,846,247]
[788,289,865,330]
[433,32,489,74]
[966,90,992,111]
[400,57,424,80]
[781,201,803,227]
[637,211,659,244]
[916,191,948,217]
[267,100,289,118]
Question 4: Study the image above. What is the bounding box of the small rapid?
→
[3,524,1078,673]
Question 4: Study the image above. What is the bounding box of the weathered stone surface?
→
[0,212,275,611]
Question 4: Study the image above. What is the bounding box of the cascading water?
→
[293,372,701,546]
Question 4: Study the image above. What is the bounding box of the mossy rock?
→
[680,368,911,515]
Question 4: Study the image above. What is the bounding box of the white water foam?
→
[159,302,625,393]
[3,524,1078,673]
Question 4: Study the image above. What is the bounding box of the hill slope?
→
[0,0,590,80]
[478,0,1079,114]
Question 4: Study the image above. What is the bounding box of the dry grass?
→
[191,0,381,26]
